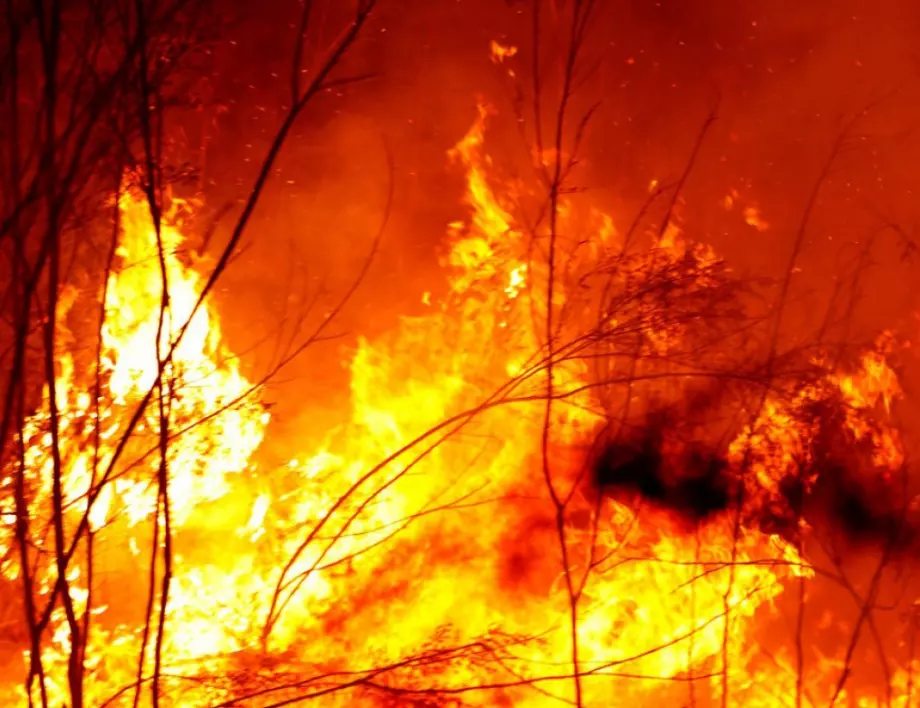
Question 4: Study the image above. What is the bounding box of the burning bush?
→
[1,1,918,707]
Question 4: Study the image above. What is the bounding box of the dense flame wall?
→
[4,1,920,705]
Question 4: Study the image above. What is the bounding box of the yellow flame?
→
[0,100,910,707]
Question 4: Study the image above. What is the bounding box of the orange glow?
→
[490,40,518,64]
[0,101,912,707]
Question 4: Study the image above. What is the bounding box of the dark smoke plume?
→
[590,396,916,553]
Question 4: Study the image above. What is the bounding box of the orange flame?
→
[0,100,911,707]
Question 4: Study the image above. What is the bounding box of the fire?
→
[0,100,913,707]
[0,194,270,704]
[490,40,518,64]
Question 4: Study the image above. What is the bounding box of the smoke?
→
[190,0,920,367]
[182,0,920,502]
[590,393,917,554]
[591,407,734,528]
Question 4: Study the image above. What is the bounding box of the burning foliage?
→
[591,372,915,551]
[1,12,919,707]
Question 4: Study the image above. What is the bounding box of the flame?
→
[1,194,270,704]
[490,40,518,64]
[0,101,912,707]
